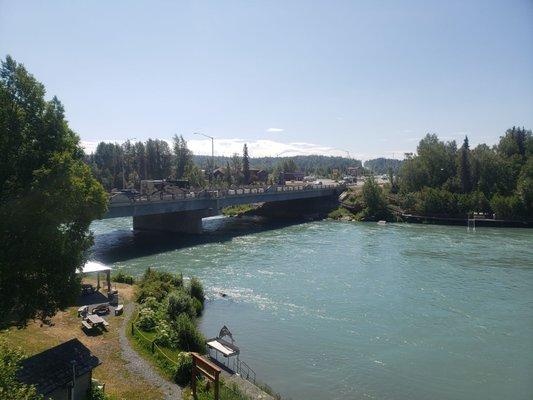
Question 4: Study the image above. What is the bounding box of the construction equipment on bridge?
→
[140,179,190,198]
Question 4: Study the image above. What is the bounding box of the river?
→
[90,217,533,400]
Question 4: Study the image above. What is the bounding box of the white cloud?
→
[81,140,101,154]
[266,128,284,133]
[82,137,381,160]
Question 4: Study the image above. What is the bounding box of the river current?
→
[90,217,533,400]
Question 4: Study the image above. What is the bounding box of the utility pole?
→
[194,132,215,186]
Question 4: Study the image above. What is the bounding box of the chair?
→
[78,306,89,317]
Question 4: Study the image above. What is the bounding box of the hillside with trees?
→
[364,158,403,174]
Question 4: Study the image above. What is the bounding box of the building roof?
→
[78,261,112,274]
[18,338,101,395]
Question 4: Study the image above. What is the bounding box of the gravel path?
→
[119,303,182,400]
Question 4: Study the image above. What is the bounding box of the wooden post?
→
[191,353,221,400]
[214,370,219,400]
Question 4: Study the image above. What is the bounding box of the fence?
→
[130,312,181,370]
[111,183,343,204]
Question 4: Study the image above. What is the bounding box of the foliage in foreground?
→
[0,56,107,327]
[133,270,206,385]
[0,339,42,399]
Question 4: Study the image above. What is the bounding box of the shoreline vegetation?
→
[328,130,533,226]
[129,269,279,400]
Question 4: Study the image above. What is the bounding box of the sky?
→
[1,0,532,160]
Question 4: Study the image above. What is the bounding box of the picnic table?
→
[86,314,109,327]
[81,314,109,333]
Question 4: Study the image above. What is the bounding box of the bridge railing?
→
[110,183,343,205]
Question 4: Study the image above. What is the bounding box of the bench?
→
[114,305,124,316]
[81,320,93,330]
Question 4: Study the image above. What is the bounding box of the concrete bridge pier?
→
[133,209,213,234]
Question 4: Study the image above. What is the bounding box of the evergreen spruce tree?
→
[459,136,472,193]
[242,144,250,184]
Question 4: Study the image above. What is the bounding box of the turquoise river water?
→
[90,217,533,400]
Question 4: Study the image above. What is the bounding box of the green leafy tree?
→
[517,158,533,216]
[242,143,250,184]
[173,134,192,179]
[0,56,107,327]
[361,175,390,220]
[0,340,42,399]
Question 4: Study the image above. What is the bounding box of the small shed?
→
[207,326,240,360]
[18,338,101,400]
[77,261,112,292]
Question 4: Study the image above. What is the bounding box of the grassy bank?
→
[0,279,164,400]
[222,204,257,217]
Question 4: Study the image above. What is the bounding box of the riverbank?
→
[327,205,533,227]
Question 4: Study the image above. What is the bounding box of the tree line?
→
[396,128,532,219]
[86,139,364,190]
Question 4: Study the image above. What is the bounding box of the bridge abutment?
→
[133,209,213,234]
[254,194,340,219]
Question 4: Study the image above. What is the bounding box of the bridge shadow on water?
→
[90,216,305,264]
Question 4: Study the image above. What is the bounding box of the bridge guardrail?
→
[110,183,344,206]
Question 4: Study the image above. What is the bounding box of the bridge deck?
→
[103,184,342,219]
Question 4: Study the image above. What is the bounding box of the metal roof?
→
[77,261,112,274]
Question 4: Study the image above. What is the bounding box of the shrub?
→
[327,207,354,220]
[490,194,524,219]
[154,320,173,348]
[0,339,41,399]
[188,277,205,306]
[170,314,206,353]
[361,176,391,220]
[174,352,193,386]
[137,307,157,332]
[112,271,135,285]
[141,296,161,312]
[192,298,203,317]
[88,384,110,400]
[167,290,196,320]
[417,187,458,216]
[136,269,183,303]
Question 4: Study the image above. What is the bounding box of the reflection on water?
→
[90,217,533,400]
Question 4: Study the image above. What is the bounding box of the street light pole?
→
[193,132,215,186]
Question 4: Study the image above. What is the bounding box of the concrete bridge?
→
[102,184,343,233]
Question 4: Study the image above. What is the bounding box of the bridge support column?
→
[133,209,212,234]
